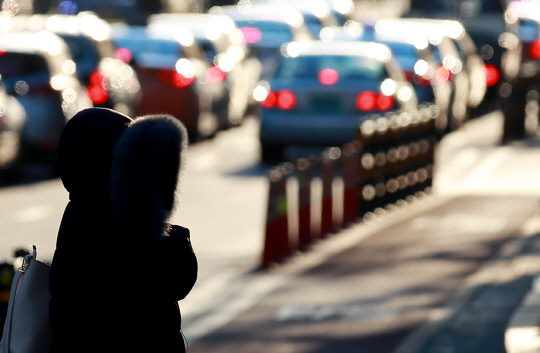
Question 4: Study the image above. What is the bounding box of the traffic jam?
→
[0,0,529,179]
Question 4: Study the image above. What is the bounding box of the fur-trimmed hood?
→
[57,108,187,237]
[110,114,187,236]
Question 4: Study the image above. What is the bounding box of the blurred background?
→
[2,0,540,352]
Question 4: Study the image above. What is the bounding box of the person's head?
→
[57,108,132,203]
[58,108,188,235]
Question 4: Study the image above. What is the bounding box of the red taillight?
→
[377,94,394,111]
[87,85,109,104]
[172,72,194,88]
[261,90,297,110]
[159,70,194,88]
[531,40,540,59]
[319,69,339,85]
[87,71,109,104]
[90,71,107,88]
[356,91,377,111]
[356,91,393,111]
[207,65,227,82]
[261,90,277,108]
[484,64,499,86]
[435,66,451,83]
[277,90,296,109]
[405,71,431,87]
[115,48,132,63]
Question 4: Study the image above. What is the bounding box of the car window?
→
[0,52,51,86]
[59,34,100,78]
[197,39,218,62]
[302,13,324,38]
[379,42,419,70]
[518,19,539,42]
[235,20,294,45]
[114,36,183,59]
[275,54,389,81]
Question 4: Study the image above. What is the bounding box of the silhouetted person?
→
[48,108,197,353]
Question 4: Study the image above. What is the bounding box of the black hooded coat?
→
[48,108,197,353]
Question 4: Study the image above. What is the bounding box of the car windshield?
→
[0,52,51,87]
[59,35,100,78]
[113,36,183,67]
[235,20,293,46]
[380,42,420,71]
[275,54,388,81]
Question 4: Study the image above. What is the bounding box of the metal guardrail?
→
[261,104,440,269]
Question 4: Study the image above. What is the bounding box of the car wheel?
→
[261,143,284,165]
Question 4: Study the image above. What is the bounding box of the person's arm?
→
[157,224,198,301]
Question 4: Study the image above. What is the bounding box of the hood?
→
[110,114,188,236]
[58,108,132,203]
[58,108,188,237]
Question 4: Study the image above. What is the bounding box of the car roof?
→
[6,12,111,41]
[331,23,430,50]
[147,13,238,41]
[210,4,305,26]
[507,1,540,22]
[0,30,67,55]
[287,40,392,60]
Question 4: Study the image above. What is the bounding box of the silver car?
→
[0,30,93,162]
[255,40,417,163]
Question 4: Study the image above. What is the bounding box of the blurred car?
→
[33,0,165,25]
[331,21,452,134]
[404,0,506,114]
[373,18,474,132]
[8,12,142,117]
[148,12,263,127]
[111,23,221,141]
[209,3,314,78]
[251,0,342,39]
[254,40,418,163]
[0,75,27,180]
[406,18,488,117]
[0,30,93,161]
[499,0,540,141]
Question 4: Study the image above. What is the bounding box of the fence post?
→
[320,147,340,237]
[261,164,292,268]
[342,141,361,226]
[296,157,314,250]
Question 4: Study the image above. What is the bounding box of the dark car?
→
[0,75,27,180]
[371,18,473,132]
[209,3,314,78]
[9,12,142,117]
[499,0,540,142]
[111,23,221,141]
[0,30,93,162]
[148,13,263,128]
[404,0,506,114]
[255,40,417,163]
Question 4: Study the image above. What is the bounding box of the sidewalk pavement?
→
[184,112,540,353]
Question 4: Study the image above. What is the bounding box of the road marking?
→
[14,205,52,223]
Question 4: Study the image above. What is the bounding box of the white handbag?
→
[0,246,52,353]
